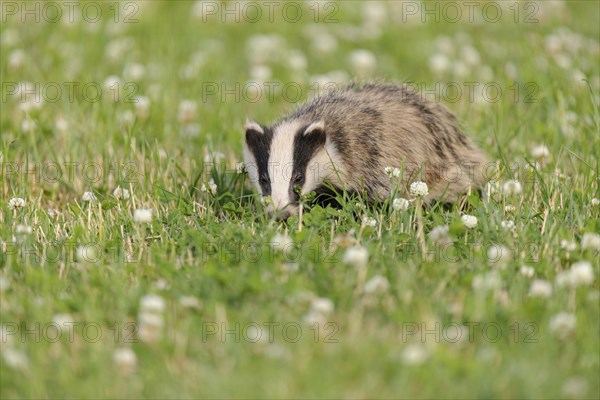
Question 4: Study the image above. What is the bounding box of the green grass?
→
[1,1,599,398]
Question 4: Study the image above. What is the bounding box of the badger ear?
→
[303,121,325,137]
[245,120,264,143]
[245,120,264,134]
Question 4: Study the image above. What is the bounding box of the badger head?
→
[243,119,336,220]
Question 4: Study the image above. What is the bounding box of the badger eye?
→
[293,174,303,184]
[259,175,269,185]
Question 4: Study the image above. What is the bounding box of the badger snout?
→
[265,202,298,221]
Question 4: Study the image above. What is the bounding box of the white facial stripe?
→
[243,145,260,193]
[268,120,303,209]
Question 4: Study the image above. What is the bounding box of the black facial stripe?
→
[246,126,273,195]
[290,123,327,201]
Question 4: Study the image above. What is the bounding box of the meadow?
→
[1,1,599,398]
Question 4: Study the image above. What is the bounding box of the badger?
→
[243,82,488,219]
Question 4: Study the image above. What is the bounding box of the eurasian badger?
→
[244,82,488,219]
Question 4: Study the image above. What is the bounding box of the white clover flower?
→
[21,118,37,133]
[562,377,588,398]
[342,246,369,269]
[133,96,150,119]
[113,186,130,200]
[203,151,225,163]
[246,33,285,64]
[288,49,307,71]
[236,162,246,174]
[354,202,366,210]
[179,295,202,309]
[349,49,376,76]
[113,347,137,373]
[8,197,26,210]
[271,233,293,252]
[201,179,217,195]
[560,239,577,251]
[48,208,62,218]
[554,168,569,180]
[124,62,146,81]
[15,224,32,235]
[8,48,26,69]
[303,310,327,326]
[504,205,516,214]
[310,297,334,315]
[461,214,478,228]
[250,65,272,82]
[500,220,515,230]
[549,312,576,339]
[472,271,502,291]
[180,123,201,138]
[581,232,600,251]
[363,275,390,295]
[137,312,164,344]
[309,30,337,54]
[1,324,13,347]
[0,277,9,292]
[429,53,450,74]
[409,181,429,197]
[571,69,586,87]
[452,60,470,79]
[428,225,451,244]
[154,279,169,291]
[52,313,75,333]
[283,262,299,273]
[54,117,69,133]
[263,343,290,360]
[555,270,571,287]
[570,261,594,286]
[117,110,135,126]
[502,179,522,196]
[461,45,481,66]
[557,261,595,288]
[529,280,553,298]
[384,166,401,178]
[363,1,387,25]
[524,161,540,172]
[487,245,511,268]
[103,75,121,91]
[76,245,97,262]
[401,344,429,365]
[435,35,454,55]
[82,191,97,202]
[531,145,551,162]
[362,216,377,227]
[140,294,166,314]
[591,198,600,207]
[133,209,152,224]
[2,348,29,370]
[244,324,264,343]
[519,265,535,278]
[138,294,166,343]
[177,100,197,124]
[392,197,410,211]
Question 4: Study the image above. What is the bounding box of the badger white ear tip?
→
[304,120,325,135]
[245,120,264,133]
